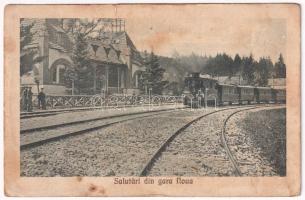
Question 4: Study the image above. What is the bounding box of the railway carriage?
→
[237,86,255,104]
[254,87,272,103]
[272,89,286,103]
[217,84,239,105]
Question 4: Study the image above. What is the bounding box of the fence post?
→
[51,96,54,108]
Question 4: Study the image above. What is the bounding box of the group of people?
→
[21,87,47,112]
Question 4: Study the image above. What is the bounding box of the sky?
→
[114,4,287,62]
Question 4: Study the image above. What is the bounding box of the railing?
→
[25,94,183,110]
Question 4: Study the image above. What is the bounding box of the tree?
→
[141,52,167,95]
[204,53,234,77]
[274,54,286,78]
[253,57,273,86]
[233,54,242,75]
[70,33,92,94]
[241,54,255,85]
[20,19,45,77]
[64,67,78,95]
[64,19,103,94]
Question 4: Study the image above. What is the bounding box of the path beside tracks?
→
[20,104,185,131]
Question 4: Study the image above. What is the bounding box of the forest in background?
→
[157,52,286,94]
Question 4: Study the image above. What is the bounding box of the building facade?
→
[21,19,145,95]
[267,78,286,89]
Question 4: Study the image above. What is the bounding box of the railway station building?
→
[21,19,145,95]
[267,78,286,89]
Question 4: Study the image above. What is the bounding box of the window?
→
[52,64,66,84]
[59,68,65,83]
[52,67,57,82]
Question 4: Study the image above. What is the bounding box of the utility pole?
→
[117,67,120,93]
[72,80,74,95]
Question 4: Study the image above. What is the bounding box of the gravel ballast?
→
[21,108,217,176]
[148,106,285,176]
[21,105,285,177]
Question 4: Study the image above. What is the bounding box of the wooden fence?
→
[22,94,183,110]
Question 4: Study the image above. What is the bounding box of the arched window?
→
[50,59,72,85]
[51,64,66,84]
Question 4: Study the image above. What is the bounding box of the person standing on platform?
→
[26,87,33,112]
[22,88,28,111]
[132,92,136,105]
[38,88,46,110]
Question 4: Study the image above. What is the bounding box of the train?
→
[183,73,286,107]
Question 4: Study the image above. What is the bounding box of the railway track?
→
[21,106,186,133]
[219,105,284,176]
[20,103,179,119]
[139,105,260,176]
[140,105,279,176]
[219,106,263,176]
[20,107,103,119]
[21,104,282,176]
[20,107,186,150]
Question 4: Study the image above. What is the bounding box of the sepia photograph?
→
[4,4,300,196]
[19,17,287,177]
